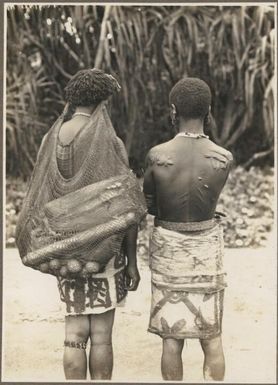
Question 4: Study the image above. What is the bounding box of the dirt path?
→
[2,233,276,382]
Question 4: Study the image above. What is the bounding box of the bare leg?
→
[200,335,225,381]
[89,309,115,380]
[161,338,184,381]
[63,314,90,379]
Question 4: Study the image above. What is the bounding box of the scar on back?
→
[205,153,230,170]
[148,152,174,167]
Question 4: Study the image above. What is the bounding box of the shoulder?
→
[146,142,174,167]
[204,141,234,171]
[116,136,125,149]
[207,141,233,162]
[39,132,50,151]
[146,143,164,158]
[146,140,174,158]
[115,136,127,153]
[217,146,233,162]
[39,115,62,150]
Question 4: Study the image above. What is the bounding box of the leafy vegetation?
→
[6,5,275,177]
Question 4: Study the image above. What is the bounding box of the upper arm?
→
[222,151,234,186]
[227,151,234,170]
[224,150,234,175]
[143,149,156,195]
[143,149,158,215]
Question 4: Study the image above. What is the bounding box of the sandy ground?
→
[2,232,277,383]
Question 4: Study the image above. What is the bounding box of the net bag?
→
[15,103,147,278]
[21,173,146,278]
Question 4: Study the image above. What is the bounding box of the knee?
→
[201,336,224,357]
[67,328,90,342]
[163,338,184,355]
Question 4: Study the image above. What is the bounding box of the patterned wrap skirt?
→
[57,251,127,315]
[148,219,226,340]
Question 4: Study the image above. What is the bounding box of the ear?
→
[171,103,177,114]
[170,103,177,118]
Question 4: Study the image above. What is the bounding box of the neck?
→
[75,105,96,115]
[178,118,204,135]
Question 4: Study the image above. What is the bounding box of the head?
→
[169,77,211,124]
[64,68,121,111]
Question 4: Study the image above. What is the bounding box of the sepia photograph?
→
[2,2,277,383]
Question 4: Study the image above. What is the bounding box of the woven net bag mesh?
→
[15,103,147,278]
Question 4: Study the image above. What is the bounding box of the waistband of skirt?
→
[154,217,220,232]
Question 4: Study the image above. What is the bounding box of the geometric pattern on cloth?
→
[57,254,127,315]
[115,269,127,303]
[148,283,224,339]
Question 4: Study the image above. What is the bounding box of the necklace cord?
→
[72,112,92,118]
[175,132,209,139]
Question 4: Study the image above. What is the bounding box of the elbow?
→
[147,207,157,216]
[144,193,157,216]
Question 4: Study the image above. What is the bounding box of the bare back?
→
[143,136,233,222]
[58,116,90,145]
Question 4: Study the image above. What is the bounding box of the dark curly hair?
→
[64,68,121,109]
[169,77,211,120]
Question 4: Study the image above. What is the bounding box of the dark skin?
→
[143,112,233,381]
[143,117,233,223]
[123,224,140,291]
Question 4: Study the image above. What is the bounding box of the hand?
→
[125,264,140,291]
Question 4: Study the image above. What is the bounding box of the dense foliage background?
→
[5,5,275,249]
[6,4,275,177]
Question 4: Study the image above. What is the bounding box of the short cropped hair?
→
[64,69,120,108]
[169,77,211,120]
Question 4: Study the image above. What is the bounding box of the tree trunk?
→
[94,5,111,69]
